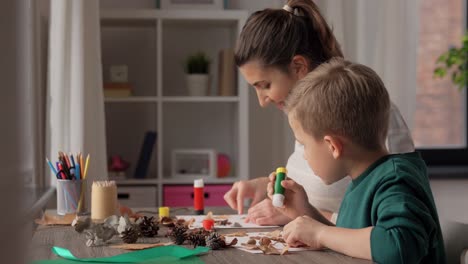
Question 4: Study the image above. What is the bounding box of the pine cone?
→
[121,226,139,244]
[167,224,187,245]
[206,232,226,250]
[187,229,209,248]
[138,216,159,237]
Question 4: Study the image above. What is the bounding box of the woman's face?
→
[239,60,304,110]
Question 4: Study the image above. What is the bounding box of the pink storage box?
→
[163,184,231,207]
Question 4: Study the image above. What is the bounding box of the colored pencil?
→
[80,153,84,177]
[46,158,58,177]
[83,154,90,179]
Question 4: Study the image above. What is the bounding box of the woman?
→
[223,0,414,225]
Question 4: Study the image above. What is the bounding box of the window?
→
[414,0,468,165]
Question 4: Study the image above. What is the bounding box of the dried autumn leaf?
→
[35,213,76,226]
[206,211,213,219]
[281,245,289,255]
[215,219,231,226]
[185,218,196,228]
[246,238,256,245]
[118,204,143,219]
[231,222,242,227]
[259,244,281,255]
[240,243,260,250]
[259,237,271,246]
[226,237,238,247]
[175,218,186,225]
[111,242,173,250]
[213,215,228,220]
[270,237,285,243]
[266,230,282,238]
[160,216,176,227]
[224,231,247,237]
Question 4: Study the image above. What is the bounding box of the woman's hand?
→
[224,177,269,214]
[245,198,292,225]
[282,215,327,249]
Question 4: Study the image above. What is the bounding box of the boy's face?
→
[288,114,346,185]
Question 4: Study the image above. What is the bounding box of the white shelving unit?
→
[101,9,249,207]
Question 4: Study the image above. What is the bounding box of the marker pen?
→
[194,179,204,215]
[272,167,287,207]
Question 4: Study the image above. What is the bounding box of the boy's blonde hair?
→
[285,58,390,151]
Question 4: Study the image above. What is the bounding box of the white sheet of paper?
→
[175,214,279,229]
[226,231,310,254]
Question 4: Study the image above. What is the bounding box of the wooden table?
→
[29,207,372,264]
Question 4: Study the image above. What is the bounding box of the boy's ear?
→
[324,135,343,159]
[290,55,310,79]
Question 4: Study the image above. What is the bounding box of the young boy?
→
[268,58,445,263]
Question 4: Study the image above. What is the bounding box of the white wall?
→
[0,0,24,262]
[431,179,468,222]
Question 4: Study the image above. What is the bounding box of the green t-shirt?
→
[336,152,445,263]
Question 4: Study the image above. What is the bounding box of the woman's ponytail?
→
[286,0,343,59]
[235,0,343,71]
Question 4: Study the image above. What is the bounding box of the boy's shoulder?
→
[367,151,430,193]
[375,152,426,179]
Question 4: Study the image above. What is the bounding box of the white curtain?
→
[47,0,108,206]
[318,0,420,130]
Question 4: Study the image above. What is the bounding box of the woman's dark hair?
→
[234,0,343,72]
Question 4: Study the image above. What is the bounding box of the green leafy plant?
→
[434,32,468,90]
[185,52,210,74]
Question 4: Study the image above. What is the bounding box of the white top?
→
[194,179,204,188]
[286,102,415,218]
[272,193,285,208]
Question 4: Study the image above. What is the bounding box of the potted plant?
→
[434,33,468,90]
[185,52,211,96]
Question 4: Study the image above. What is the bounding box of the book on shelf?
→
[217,49,237,96]
[103,82,133,98]
[134,131,157,179]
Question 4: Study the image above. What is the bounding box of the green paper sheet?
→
[32,245,209,264]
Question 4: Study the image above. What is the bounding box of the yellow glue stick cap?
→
[159,206,170,218]
[276,167,287,174]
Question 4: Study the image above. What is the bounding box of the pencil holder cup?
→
[56,179,86,215]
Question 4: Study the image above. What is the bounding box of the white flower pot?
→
[186,74,210,96]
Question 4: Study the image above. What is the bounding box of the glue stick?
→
[272,167,287,207]
[194,179,204,215]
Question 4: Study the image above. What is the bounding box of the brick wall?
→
[414,0,465,147]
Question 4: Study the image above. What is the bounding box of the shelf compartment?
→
[162,20,239,96]
[101,24,157,97]
[105,103,158,179]
[105,96,159,103]
[162,96,239,103]
[162,103,239,178]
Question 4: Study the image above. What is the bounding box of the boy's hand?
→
[224,177,269,214]
[283,215,327,249]
[245,198,292,225]
[267,173,312,219]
